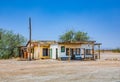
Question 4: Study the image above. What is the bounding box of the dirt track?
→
[0,52,120,82]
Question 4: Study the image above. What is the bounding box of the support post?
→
[84,48,85,59]
[68,48,71,62]
[92,44,94,60]
[98,45,100,59]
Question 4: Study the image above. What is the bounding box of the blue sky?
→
[0,0,120,49]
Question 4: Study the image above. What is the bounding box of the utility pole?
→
[28,17,32,61]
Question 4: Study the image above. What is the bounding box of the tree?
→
[0,28,26,59]
[74,31,90,41]
[59,30,74,42]
[59,30,90,42]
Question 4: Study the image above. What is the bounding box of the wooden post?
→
[84,48,85,60]
[92,44,94,60]
[68,48,70,62]
[98,45,100,59]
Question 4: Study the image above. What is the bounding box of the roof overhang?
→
[58,41,96,44]
[26,40,56,47]
[94,43,102,45]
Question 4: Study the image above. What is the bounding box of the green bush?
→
[0,28,26,59]
[112,48,120,53]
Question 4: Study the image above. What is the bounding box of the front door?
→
[50,49,52,58]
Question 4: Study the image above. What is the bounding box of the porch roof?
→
[57,41,96,44]
[26,40,101,47]
[26,40,56,47]
[94,43,102,45]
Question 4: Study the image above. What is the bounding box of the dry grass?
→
[0,52,120,82]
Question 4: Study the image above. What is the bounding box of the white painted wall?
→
[58,45,68,58]
[81,44,93,49]
[58,44,93,57]
[50,44,58,59]
[50,43,94,59]
[80,44,93,55]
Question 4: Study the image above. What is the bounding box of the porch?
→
[58,41,101,61]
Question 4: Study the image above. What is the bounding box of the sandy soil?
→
[0,52,120,82]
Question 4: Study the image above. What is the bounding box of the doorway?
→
[71,48,75,60]
[56,48,58,59]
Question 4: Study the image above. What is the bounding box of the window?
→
[43,48,48,56]
[76,48,80,55]
[66,48,69,55]
[86,49,91,55]
[61,46,65,52]
[73,49,76,55]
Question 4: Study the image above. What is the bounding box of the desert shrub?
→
[112,48,120,53]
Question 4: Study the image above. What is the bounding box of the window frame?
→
[43,48,48,56]
[76,48,80,55]
[86,49,91,55]
[61,46,65,52]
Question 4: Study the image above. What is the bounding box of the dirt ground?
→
[0,52,120,82]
